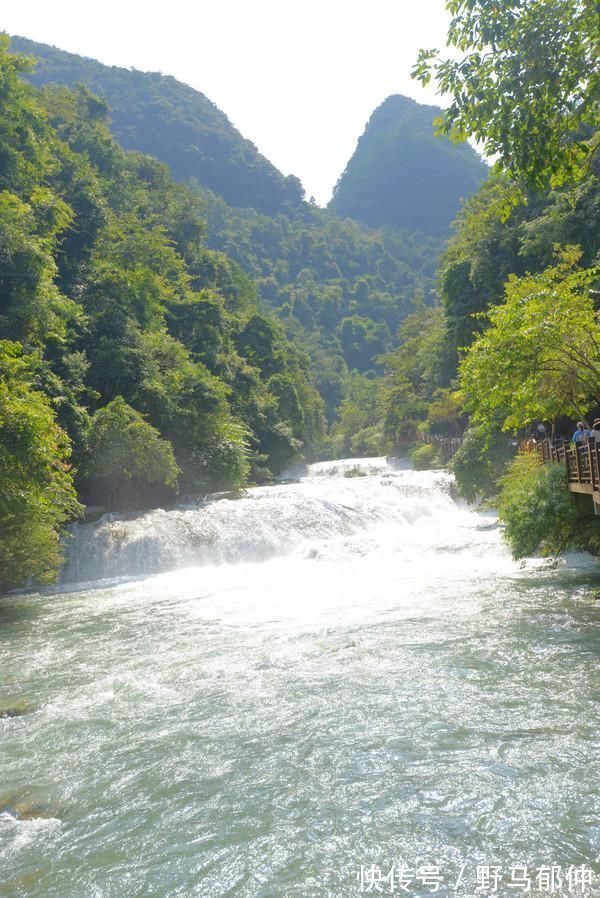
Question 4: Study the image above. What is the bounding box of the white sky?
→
[3,0,453,205]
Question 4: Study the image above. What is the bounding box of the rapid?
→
[1,458,599,898]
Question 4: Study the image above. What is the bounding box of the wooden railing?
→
[535,437,600,512]
[416,433,463,462]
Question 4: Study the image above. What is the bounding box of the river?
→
[1,458,599,897]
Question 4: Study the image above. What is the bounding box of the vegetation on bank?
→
[0,343,81,593]
[409,0,600,560]
[0,37,326,589]
[496,454,600,560]
[11,34,482,429]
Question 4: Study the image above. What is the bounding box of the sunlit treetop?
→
[413,0,600,189]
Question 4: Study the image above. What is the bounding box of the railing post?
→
[592,443,600,493]
[585,439,593,486]
[575,442,583,483]
[558,441,565,464]
[565,442,575,483]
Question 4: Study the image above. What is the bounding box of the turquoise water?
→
[1,460,599,897]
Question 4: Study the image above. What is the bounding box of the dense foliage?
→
[449,425,515,504]
[460,248,600,430]
[193,183,444,420]
[401,0,600,558]
[0,342,81,592]
[8,36,481,426]
[0,37,326,588]
[497,454,589,559]
[7,0,598,583]
[377,164,600,461]
[2,32,489,590]
[84,397,181,509]
[329,95,487,235]
[413,0,600,190]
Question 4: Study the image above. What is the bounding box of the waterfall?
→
[62,458,468,583]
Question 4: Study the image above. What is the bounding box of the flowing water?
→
[1,458,599,898]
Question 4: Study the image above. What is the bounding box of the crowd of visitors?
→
[572,419,600,443]
[526,418,600,449]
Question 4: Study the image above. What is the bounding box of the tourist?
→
[589,419,600,442]
[572,421,590,442]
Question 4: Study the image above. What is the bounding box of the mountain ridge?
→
[12,35,487,236]
[329,94,488,234]
[10,34,306,215]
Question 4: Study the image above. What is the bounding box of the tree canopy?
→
[0,341,81,591]
[0,36,327,589]
[84,398,180,509]
[413,0,600,189]
[9,34,487,417]
[459,247,600,430]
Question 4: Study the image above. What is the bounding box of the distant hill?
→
[329,95,488,235]
[10,35,305,215]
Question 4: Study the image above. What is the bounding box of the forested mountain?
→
[329,95,488,234]
[0,38,325,590]
[8,34,450,420]
[10,35,305,215]
[192,182,443,420]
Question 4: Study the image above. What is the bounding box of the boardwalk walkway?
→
[536,438,600,514]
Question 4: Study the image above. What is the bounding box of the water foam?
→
[62,459,463,583]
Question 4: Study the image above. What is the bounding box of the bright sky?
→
[3,0,453,205]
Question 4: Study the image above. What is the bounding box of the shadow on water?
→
[0,595,43,630]
[0,581,118,639]
[0,570,148,610]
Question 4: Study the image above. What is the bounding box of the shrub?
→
[410,443,440,470]
[497,453,581,559]
[450,425,515,503]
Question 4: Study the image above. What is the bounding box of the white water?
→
[1,459,599,897]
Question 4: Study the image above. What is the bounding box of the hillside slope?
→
[329,95,488,235]
[10,35,305,215]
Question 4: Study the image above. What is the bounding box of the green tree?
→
[459,247,600,431]
[0,187,76,345]
[0,341,81,591]
[380,300,445,446]
[84,397,179,509]
[450,424,515,502]
[497,452,595,558]
[426,387,465,436]
[331,372,384,457]
[413,0,600,189]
